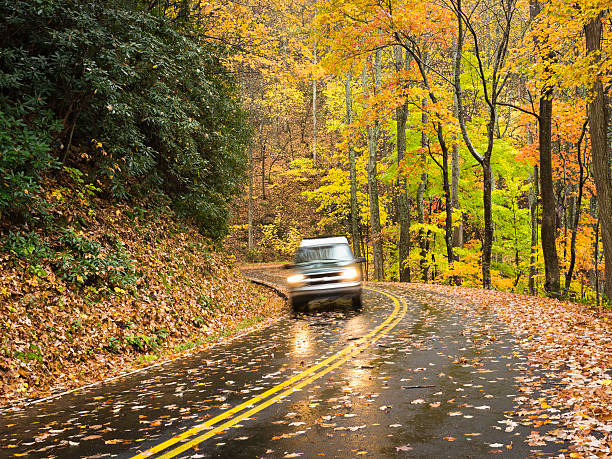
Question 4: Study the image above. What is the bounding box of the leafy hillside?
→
[0,172,284,403]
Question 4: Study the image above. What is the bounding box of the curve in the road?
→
[133,287,407,459]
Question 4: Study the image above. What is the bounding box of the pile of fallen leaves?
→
[414,283,612,457]
[0,178,285,406]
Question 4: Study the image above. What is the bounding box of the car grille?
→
[304,271,343,285]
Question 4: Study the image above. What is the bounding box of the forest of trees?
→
[221,0,611,304]
[1,0,610,304]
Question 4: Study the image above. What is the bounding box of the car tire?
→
[291,298,306,313]
[352,295,362,310]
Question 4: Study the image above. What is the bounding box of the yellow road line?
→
[158,291,407,459]
[133,287,406,459]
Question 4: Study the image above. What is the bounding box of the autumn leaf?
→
[82,435,102,441]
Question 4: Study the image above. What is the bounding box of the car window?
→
[295,244,353,263]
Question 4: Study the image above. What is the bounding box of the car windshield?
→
[295,244,353,264]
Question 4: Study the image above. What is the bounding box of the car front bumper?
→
[288,281,361,302]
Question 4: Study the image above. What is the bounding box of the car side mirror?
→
[354,257,366,263]
[281,263,294,270]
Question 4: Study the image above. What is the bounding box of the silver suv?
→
[284,236,365,312]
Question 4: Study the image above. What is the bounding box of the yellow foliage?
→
[259,214,302,257]
[491,272,516,292]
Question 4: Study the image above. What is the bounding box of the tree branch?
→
[497,101,540,120]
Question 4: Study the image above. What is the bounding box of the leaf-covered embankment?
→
[0,179,285,406]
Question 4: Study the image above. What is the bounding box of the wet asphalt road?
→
[0,268,568,458]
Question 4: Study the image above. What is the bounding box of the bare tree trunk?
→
[565,119,589,292]
[539,90,561,296]
[452,47,463,250]
[258,118,266,200]
[482,156,493,289]
[394,47,411,282]
[585,13,612,301]
[528,0,560,296]
[345,72,361,258]
[451,135,462,249]
[261,149,266,200]
[453,0,512,289]
[432,126,456,268]
[248,144,254,250]
[529,165,539,295]
[595,211,601,308]
[362,55,384,280]
[417,102,428,282]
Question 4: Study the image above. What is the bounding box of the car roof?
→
[299,236,349,247]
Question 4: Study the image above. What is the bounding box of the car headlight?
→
[340,267,358,281]
[287,273,305,284]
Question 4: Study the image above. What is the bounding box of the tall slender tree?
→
[585,11,612,301]
[394,46,412,282]
[345,72,361,258]
[530,0,561,296]
[452,0,517,288]
[362,54,384,280]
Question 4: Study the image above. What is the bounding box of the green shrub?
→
[197,294,219,310]
[14,344,43,363]
[4,231,53,276]
[0,92,61,226]
[125,334,159,353]
[104,337,122,354]
[53,228,138,288]
[0,0,249,239]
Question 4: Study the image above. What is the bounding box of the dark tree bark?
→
[427,128,456,268]
[527,0,561,296]
[417,105,428,282]
[451,129,463,249]
[529,165,539,295]
[482,157,493,288]
[565,119,589,292]
[394,46,411,282]
[585,13,612,301]
[258,118,267,200]
[452,42,463,251]
[539,89,561,295]
[439,131,456,267]
[248,144,254,250]
[362,54,384,280]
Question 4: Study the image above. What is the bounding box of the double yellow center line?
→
[133,287,406,459]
